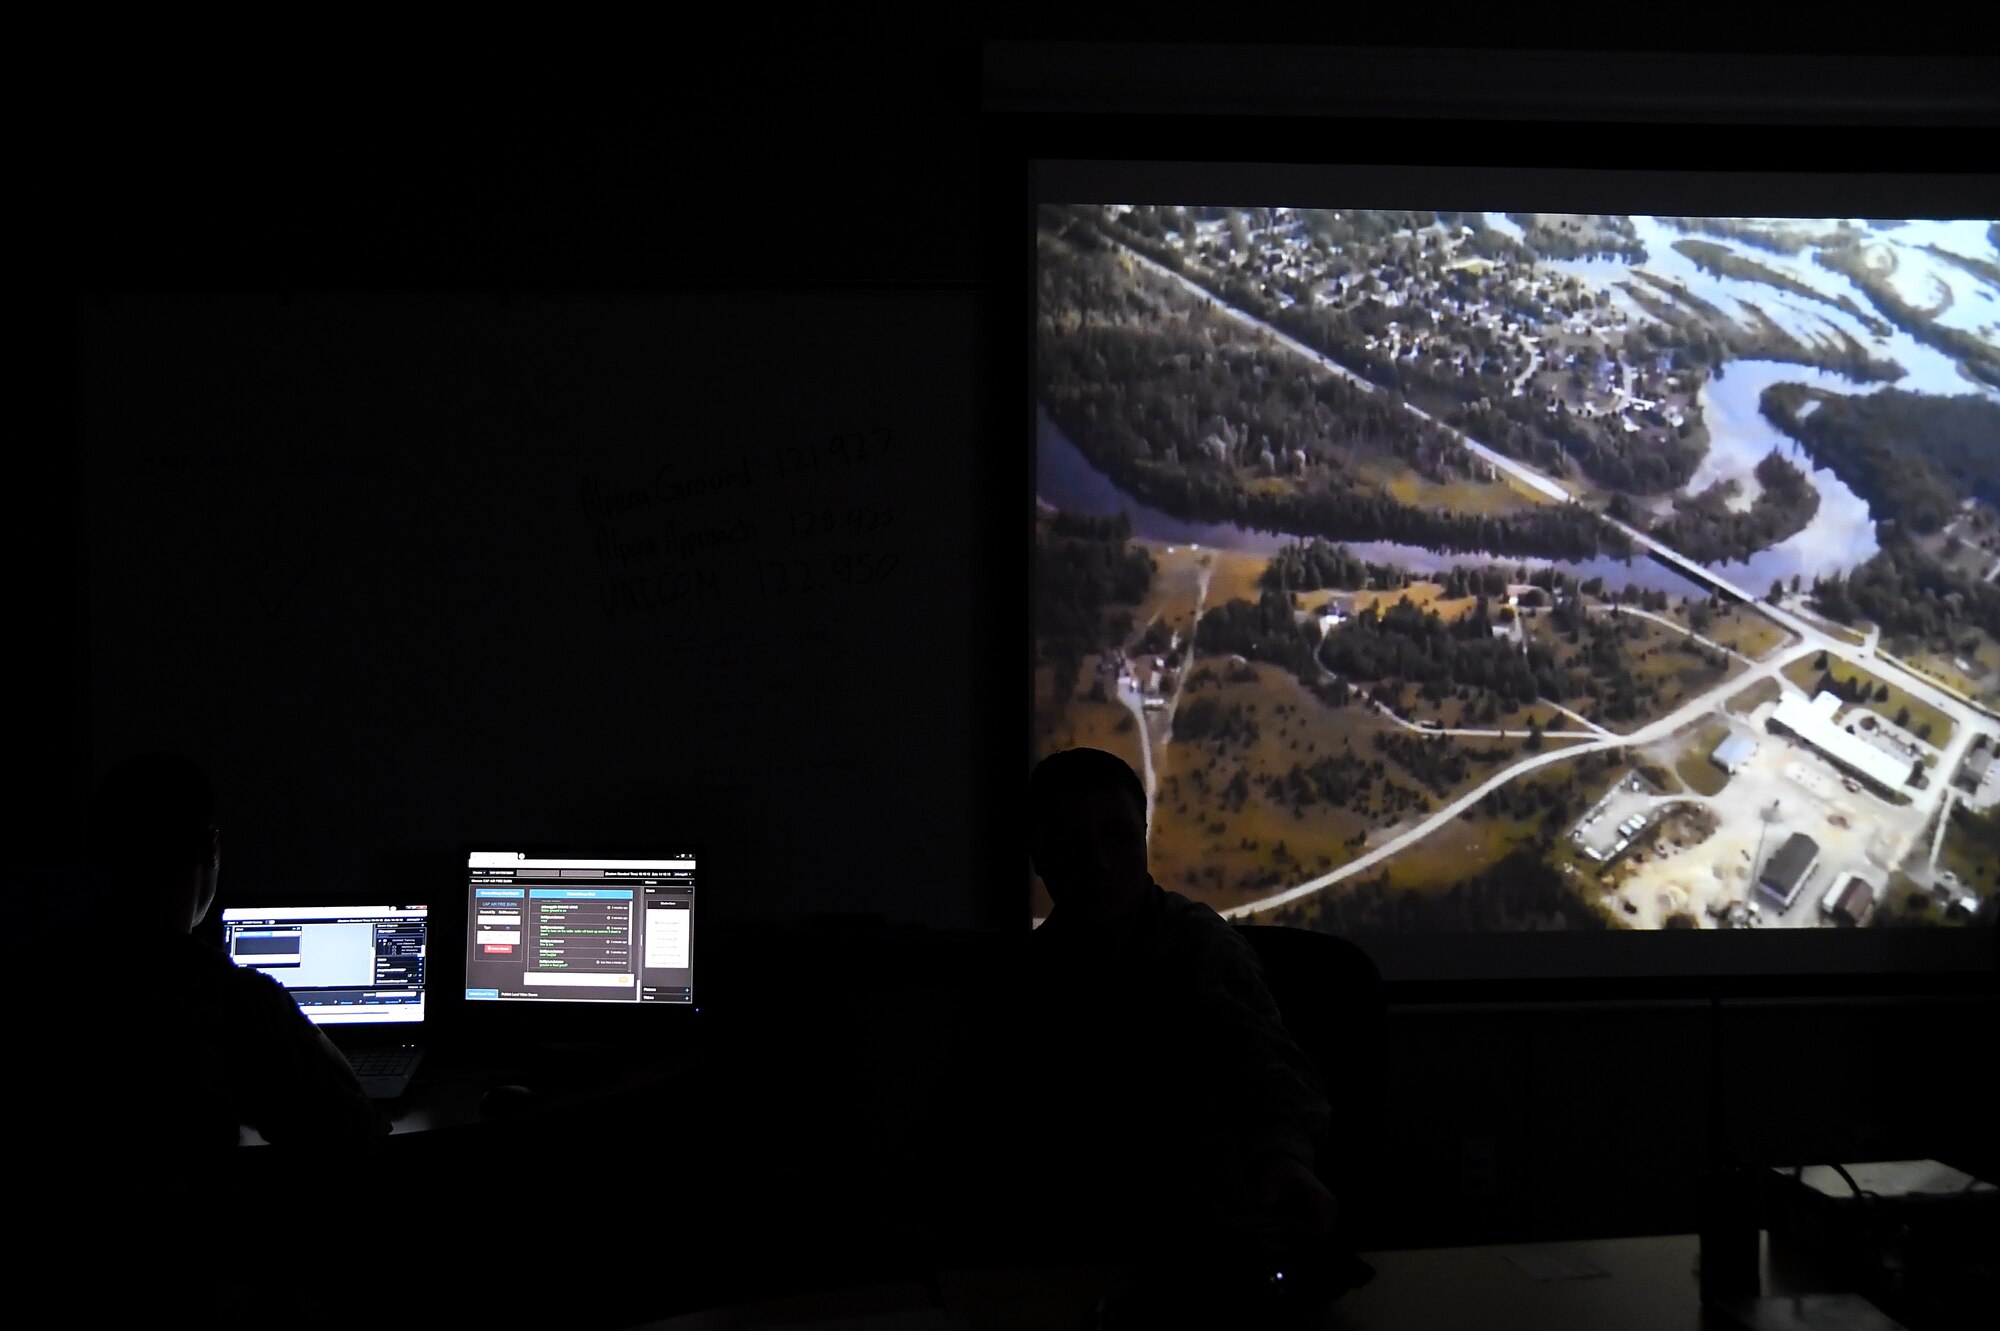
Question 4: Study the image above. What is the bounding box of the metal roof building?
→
[1820,876,1875,926]
[1711,733,1757,774]
[1769,691,1911,793]
[1758,831,1821,908]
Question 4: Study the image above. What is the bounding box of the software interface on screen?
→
[220,905,428,1025]
[464,853,695,1003]
[1033,200,2000,937]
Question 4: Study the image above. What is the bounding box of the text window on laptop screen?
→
[219,905,428,1025]
[464,852,696,1004]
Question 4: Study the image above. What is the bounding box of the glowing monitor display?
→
[463,851,695,1004]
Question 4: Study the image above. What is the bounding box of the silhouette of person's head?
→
[1030,748,1150,925]
[91,753,220,934]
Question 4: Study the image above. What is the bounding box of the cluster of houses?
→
[1133,205,1707,446]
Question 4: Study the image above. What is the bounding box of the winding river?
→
[1041,214,1999,599]
[1036,409,1707,597]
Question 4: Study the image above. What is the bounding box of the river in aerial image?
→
[1035,409,1708,599]
[1688,358,1883,588]
[1541,215,1999,403]
[1037,215,2000,599]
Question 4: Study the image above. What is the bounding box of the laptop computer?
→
[219,902,429,1098]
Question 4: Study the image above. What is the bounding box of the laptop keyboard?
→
[347,1047,421,1078]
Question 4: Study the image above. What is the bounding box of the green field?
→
[1726,678,1782,715]
[1673,720,1735,797]
[1147,664,1534,910]
[1700,604,1795,661]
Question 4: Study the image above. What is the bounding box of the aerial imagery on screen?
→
[1033,206,2000,935]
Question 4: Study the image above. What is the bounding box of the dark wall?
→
[76,287,981,925]
[24,37,1997,1253]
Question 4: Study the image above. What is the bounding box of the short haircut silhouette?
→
[1030,747,1145,831]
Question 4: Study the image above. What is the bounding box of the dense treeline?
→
[1172,696,1261,747]
[1671,238,1889,335]
[1446,393,1704,493]
[1194,591,1355,708]
[1260,541,1413,593]
[1033,510,1155,643]
[1033,509,1156,711]
[1509,213,1647,263]
[1200,579,1706,727]
[1038,233,1631,558]
[1814,245,2000,389]
[1317,596,1555,713]
[1268,850,1612,933]
[1648,448,1821,564]
[1809,539,2000,646]
[1761,385,2000,533]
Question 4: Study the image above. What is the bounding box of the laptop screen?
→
[463,851,695,1005]
[219,904,428,1026]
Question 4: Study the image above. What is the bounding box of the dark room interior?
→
[17,28,1999,1331]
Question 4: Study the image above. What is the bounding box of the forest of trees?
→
[1034,510,1154,644]
[1316,596,1557,714]
[1172,695,1261,748]
[1194,591,1356,709]
[1199,577,1708,728]
[1808,539,2000,646]
[1761,385,2000,534]
[1507,213,1647,263]
[1647,448,1821,564]
[1034,510,1154,708]
[1260,540,1415,593]
[1444,391,1707,494]
[1037,231,1632,560]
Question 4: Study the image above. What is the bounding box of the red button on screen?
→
[483,944,513,954]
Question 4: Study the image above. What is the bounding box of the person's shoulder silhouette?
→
[50,752,384,1159]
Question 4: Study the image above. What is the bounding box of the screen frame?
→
[443,843,704,1033]
[215,900,431,1027]
[1005,121,2000,996]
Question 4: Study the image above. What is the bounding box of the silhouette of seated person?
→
[939,748,1341,1275]
[46,753,384,1164]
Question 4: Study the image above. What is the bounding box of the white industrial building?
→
[1769,691,1911,794]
